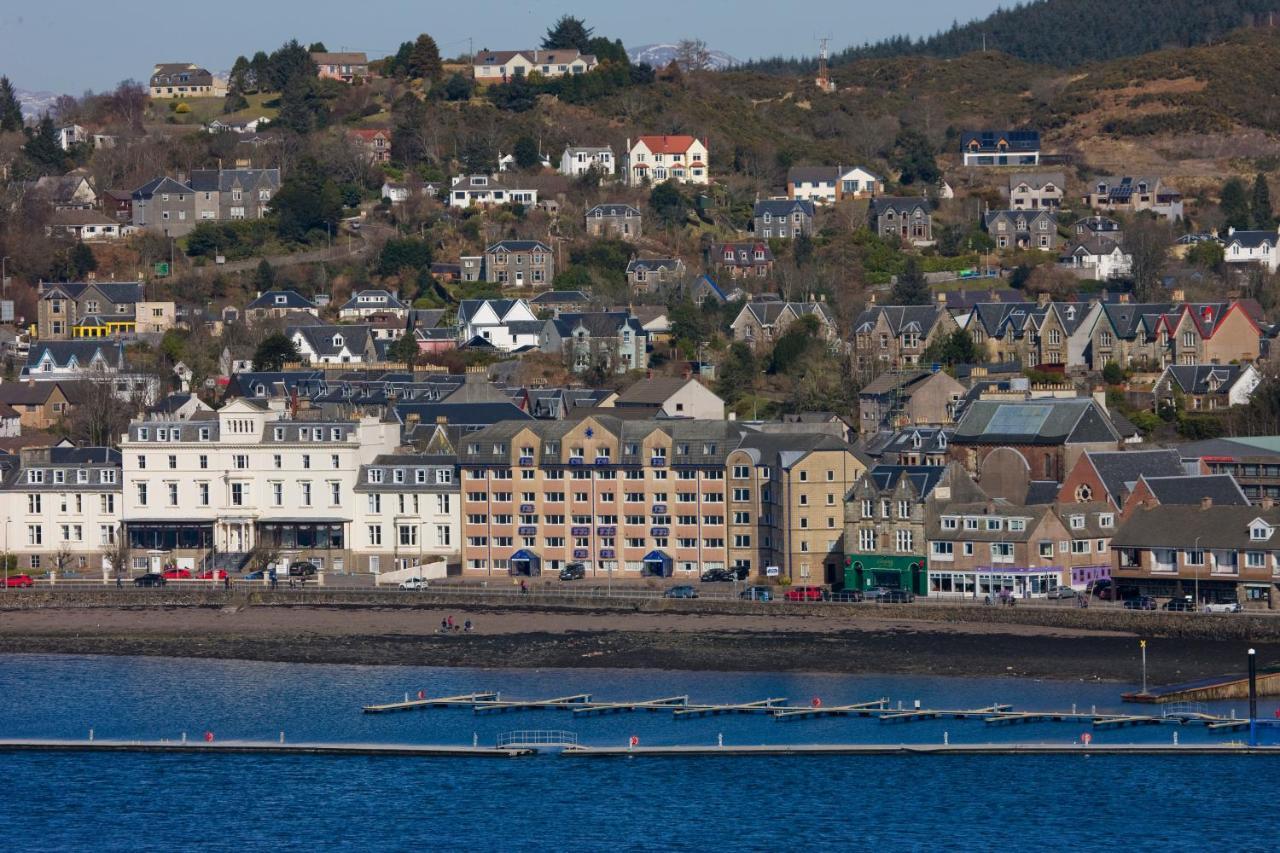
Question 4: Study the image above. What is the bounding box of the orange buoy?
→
[629,735,639,747]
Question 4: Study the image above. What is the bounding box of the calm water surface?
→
[1,654,1277,852]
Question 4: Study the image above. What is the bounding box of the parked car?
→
[1163,598,1195,612]
[783,585,827,602]
[1046,586,1079,600]
[1123,596,1157,611]
[288,563,318,578]
[559,563,586,581]
[829,588,866,603]
[399,577,427,590]
[729,566,750,581]
[740,585,773,602]
[161,568,191,580]
[3,574,34,588]
[876,589,915,604]
[196,569,228,580]
[1090,580,1114,600]
[134,573,166,587]
[663,585,698,599]
[243,570,265,581]
[1204,601,1243,614]
[700,568,734,583]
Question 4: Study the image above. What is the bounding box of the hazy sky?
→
[2,0,1006,94]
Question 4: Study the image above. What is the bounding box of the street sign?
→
[154,262,170,277]
[765,566,780,577]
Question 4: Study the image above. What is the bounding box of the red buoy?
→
[811,697,822,708]
[204,731,214,743]
[629,735,639,747]
[418,690,425,700]
[1081,733,1092,746]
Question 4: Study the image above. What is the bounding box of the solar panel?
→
[985,404,1053,437]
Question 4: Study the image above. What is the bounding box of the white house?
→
[57,125,87,151]
[1222,228,1279,273]
[351,453,460,574]
[624,136,709,187]
[1061,236,1133,280]
[472,49,597,82]
[560,146,615,177]
[448,174,538,208]
[786,165,880,203]
[47,211,130,242]
[498,151,551,172]
[456,298,541,352]
[338,290,409,321]
[289,325,373,365]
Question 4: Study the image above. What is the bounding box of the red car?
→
[784,585,828,602]
[196,569,228,580]
[4,574,34,588]
[161,568,192,580]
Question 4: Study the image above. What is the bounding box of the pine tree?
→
[23,115,65,171]
[1220,178,1251,231]
[0,76,23,132]
[407,34,443,81]
[1252,173,1274,230]
[542,15,593,51]
[890,256,931,305]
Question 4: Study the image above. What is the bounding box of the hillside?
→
[750,0,1280,71]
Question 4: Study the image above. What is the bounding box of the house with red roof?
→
[712,241,774,279]
[1154,300,1261,367]
[348,129,391,163]
[624,135,709,187]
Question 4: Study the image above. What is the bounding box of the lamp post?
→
[1193,535,1201,607]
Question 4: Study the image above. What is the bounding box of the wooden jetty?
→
[672,698,789,719]
[773,700,890,721]
[572,696,690,717]
[472,694,593,715]
[0,738,533,757]
[879,704,1013,724]
[362,692,498,714]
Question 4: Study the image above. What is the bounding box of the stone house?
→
[585,204,642,240]
[539,312,648,375]
[712,241,774,279]
[244,290,319,323]
[730,300,836,351]
[1154,364,1262,413]
[625,258,686,296]
[312,52,369,83]
[0,380,85,430]
[857,370,965,436]
[1083,176,1183,220]
[983,209,1059,250]
[852,304,958,371]
[753,199,815,239]
[482,240,554,287]
[868,197,933,245]
[37,281,149,340]
[348,129,391,163]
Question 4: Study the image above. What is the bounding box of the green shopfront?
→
[843,553,928,595]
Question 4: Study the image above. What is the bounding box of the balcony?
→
[652,504,667,514]
[573,549,589,559]
[596,526,616,536]
[518,456,534,466]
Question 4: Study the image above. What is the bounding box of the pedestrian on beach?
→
[224,575,230,590]
[520,580,528,595]
[464,619,472,633]
[116,574,122,589]
[447,615,455,631]
[440,617,448,632]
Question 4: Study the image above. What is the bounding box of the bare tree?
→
[1126,215,1174,303]
[675,39,712,72]
[65,370,140,448]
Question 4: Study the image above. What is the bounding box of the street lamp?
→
[1193,535,1201,607]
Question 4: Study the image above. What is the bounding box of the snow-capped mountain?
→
[627,44,740,70]
[15,88,61,119]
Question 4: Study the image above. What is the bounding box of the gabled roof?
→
[340,289,408,311]
[853,304,947,337]
[1159,363,1252,395]
[961,129,1041,153]
[1082,449,1185,506]
[587,203,641,217]
[715,242,774,264]
[25,341,124,370]
[486,239,552,253]
[786,166,839,185]
[1009,171,1065,191]
[290,324,372,357]
[132,176,192,199]
[246,290,317,310]
[530,290,591,305]
[626,258,685,274]
[869,196,932,217]
[311,51,368,65]
[1113,504,1280,550]
[742,300,834,328]
[615,376,704,406]
[953,398,1120,446]
[1136,474,1249,508]
[1223,229,1277,250]
[754,198,815,218]
[188,168,280,193]
[633,135,703,155]
[556,312,642,339]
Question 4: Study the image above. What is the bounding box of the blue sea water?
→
[1,654,1278,852]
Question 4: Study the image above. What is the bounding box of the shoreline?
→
[0,602,1270,684]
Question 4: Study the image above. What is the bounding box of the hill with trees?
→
[750,0,1280,71]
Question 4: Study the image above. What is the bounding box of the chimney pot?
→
[1201,496,1213,509]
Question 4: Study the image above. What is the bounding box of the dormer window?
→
[332,335,344,348]
[1250,521,1272,541]
[1099,514,1114,528]
[274,295,286,305]
[1070,515,1085,530]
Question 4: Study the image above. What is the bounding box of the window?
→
[1185,549,1205,566]
[1247,551,1267,569]
[300,482,312,506]
[271,482,283,506]
[1070,540,1091,554]
[27,525,42,546]
[167,483,178,506]
[1069,515,1085,530]
[368,525,383,546]
[330,482,341,506]
[861,499,873,519]
[1039,541,1054,558]
[931,541,953,559]
[198,483,209,506]
[136,483,148,506]
[399,525,418,547]
[233,454,248,470]
[1251,524,1272,542]
[941,517,958,530]
[898,501,910,519]
[230,483,245,506]
[1099,514,1114,529]
[991,543,1014,562]
[895,530,914,552]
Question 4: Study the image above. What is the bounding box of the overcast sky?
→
[2,1,1006,93]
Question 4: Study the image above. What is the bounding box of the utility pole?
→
[1140,639,1147,695]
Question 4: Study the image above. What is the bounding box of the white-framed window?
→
[931,541,954,560]
[991,543,1014,562]
[858,528,875,551]
[895,530,914,553]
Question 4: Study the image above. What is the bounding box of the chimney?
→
[1092,385,1107,412]
[1118,293,1130,304]
[406,413,421,425]
[1037,291,1051,307]
[936,291,948,304]
[1171,289,1185,304]
[1262,497,1275,510]
[435,415,447,425]
[1201,496,1213,509]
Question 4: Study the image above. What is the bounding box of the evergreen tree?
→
[1252,173,1274,230]
[649,181,687,226]
[442,73,473,101]
[0,76,23,132]
[715,342,757,404]
[249,52,271,92]
[921,328,981,367]
[512,135,541,169]
[387,333,421,367]
[254,258,275,290]
[252,332,300,371]
[273,156,343,241]
[1220,177,1251,231]
[891,129,939,186]
[407,34,443,81]
[890,256,931,305]
[68,242,97,278]
[460,136,497,174]
[308,42,327,53]
[227,56,252,95]
[23,115,65,171]
[542,15,593,51]
[276,75,318,134]
[390,93,428,166]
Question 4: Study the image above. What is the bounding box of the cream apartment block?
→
[120,399,400,574]
[0,446,122,573]
[458,417,742,578]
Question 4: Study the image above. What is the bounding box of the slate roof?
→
[340,289,409,312]
[859,370,931,397]
[486,240,552,253]
[869,197,932,217]
[586,204,641,217]
[246,290,317,310]
[311,51,368,65]
[626,258,684,275]
[715,242,774,264]
[743,300,834,328]
[1113,505,1280,549]
[1084,449,1185,506]
[961,129,1041,153]
[1009,171,1065,191]
[865,464,947,500]
[615,377,701,406]
[1160,364,1251,395]
[787,166,839,185]
[290,324,372,358]
[953,398,1120,445]
[25,341,125,370]
[1137,474,1249,507]
[853,304,947,337]
[459,417,742,466]
[864,427,953,459]
[395,401,532,427]
[753,199,815,218]
[555,312,642,339]
[188,168,280,193]
[1023,480,1063,505]
[530,290,591,305]
[1223,229,1277,250]
[132,176,192,200]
